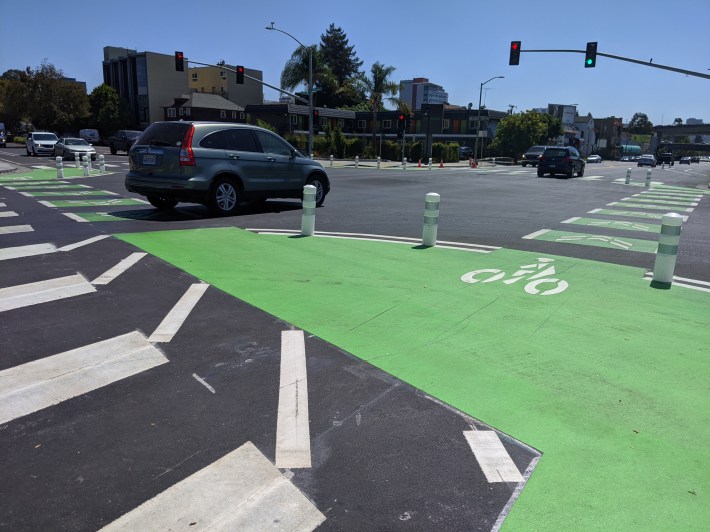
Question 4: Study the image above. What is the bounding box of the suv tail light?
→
[562,157,572,163]
[179,125,196,166]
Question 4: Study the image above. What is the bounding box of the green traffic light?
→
[587,59,593,65]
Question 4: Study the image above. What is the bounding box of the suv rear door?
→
[129,122,191,177]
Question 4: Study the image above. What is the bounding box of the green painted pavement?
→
[116,227,709,531]
[21,190,116,197]
[609,201,694,212]
[563,217,661,233]
[41,198,147,207]
[69,211,158,222]
[7,184,90,190]
[591,209,666,220]
[525,229,658,252]
[0,168,99,181]
[623,197,698,206]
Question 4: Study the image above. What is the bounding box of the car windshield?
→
[527,146,545,153]
[66,138,88,146]
[34,133,58,141]
[125,131,142,139]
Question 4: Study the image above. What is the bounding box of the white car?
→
[26,132,59,156]
[587,155,602,163]
[53,138,97,161]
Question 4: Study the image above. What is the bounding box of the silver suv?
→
[126,122,330,215]
[26,132,59,156]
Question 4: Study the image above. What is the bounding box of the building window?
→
[443,119,450,130]
[220,71,226,80]
[383,120,392,129]
[291,115,298,125]
[191,73,197,81]
[232,111,237,119]
[167,108,176,118]
[240,112,245,120]
[220,110,226,118]
[358,120,366,130]
[179,107,184,116]
[185,108,191,116]
[338,119,344,127]
[212,86,216,94]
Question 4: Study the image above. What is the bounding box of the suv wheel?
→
[577,165,584,177]
[537,169,544,177]
[209,177,240,216]
[306,175,327,207]
[110,144,116,155]
[566,166,574,179]
[147,194,178,211]
[522,162,527,167]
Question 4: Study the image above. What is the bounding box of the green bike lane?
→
[116,227,709,531]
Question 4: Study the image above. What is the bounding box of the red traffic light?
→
[236,65,245,84]
[174,51,185,72]
[509,41,521,65]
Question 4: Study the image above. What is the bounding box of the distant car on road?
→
[587,155,602,163]
[537,146,585,178]
[459,146,473,160]
[108,130,141,154]
[637,155,657,167]
[679,157,691,165]
[657,153,674,166]
[126,121,330,215]
[53,138,97,161]
[26,132,59,156]
[690,156,700,163]
[521,145,547,167]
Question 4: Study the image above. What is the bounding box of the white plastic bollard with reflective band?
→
[645,169,652,187]
[428,157,432,170]
[625,168,631,184]
[355,155,359,168]
[75,154,81,168]
[83,156,90,176]
[87,154,92,171]
[329,155,333,167]
[652,212,683,287]
[403,157,407,170]
[422,193,440,247]
[99,154,105,174]
[56,156,64,178]
[301,185,317,236]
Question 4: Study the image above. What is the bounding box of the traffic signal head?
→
[585,42,597,68]
[509,41,521,66]
[397,114,405,130]
[312,109,320,131]
[175,51,184,72]
[236,65,245,84]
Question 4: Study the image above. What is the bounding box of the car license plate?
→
[549,164,556,168]
[142,154,156,166]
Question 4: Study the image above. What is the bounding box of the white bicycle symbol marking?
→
[460,258,569,296]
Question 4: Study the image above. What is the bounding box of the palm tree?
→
[358,62,398,147]
[279,45,336,106]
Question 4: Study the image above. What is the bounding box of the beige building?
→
[188,64,263,110]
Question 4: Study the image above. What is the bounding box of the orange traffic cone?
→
[418,159,422,168]
[473,159,478,168]
[439,159,444,168]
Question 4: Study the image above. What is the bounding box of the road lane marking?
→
[0,273,96,312]
[20,190,119,197]
[58,235,111,251]
[0,225,33,235]
[275,330,312,469]
[38,198,149,208]
[464,430,524,483]
[642,272,710,293]
[0,203,5,207]
[91,253,147,285]
[192,373,216,393]
[0,331,167,425]
[0,243,57,261]
[608,202,694,212]
[621,196,698,207]
[8,184,90,190]
[588,209,688,222]
[148,283,209,343]
[522,229,550,240]
[0,211,19,218]
[561,217,660,232]
[100,441,325,531]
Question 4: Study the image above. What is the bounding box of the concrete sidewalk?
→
[0,162,17,174]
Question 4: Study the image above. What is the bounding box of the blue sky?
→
[1,0,708,125]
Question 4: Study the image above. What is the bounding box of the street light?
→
[474,76,504,163]
[266,22,313,157]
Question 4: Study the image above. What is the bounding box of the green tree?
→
[357,62,398,147]
[318,24,363,108]
[0,69,31,132]
[489,111,548,160]
[537,113,563,144]
[90,84,124,137]
[673,117,683,126]
[628,112,654,134]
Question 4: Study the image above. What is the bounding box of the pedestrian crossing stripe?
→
[621,196,698,207]
[62,211,156,222]
[7,184,91,190]
[523,229,658,253]
[635,192,701,201]
[30,165,54,170]
[608,201,694,212]
[561,217,661,232]
[578,175,605,180]
[38,198,149,207]
[20,190,119,198]
[588,208,689,222]
[650,185,710,195]
[612,179,663,187]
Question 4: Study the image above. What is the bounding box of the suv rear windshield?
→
[543,148,567,157]
[136,123,191,147]
[526,146,546,153]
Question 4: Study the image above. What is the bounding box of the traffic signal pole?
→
[519,49,710,79]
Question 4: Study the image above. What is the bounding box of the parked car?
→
[0,122,6,148]
[637,155,657,167]
[657,153,674,166]
[126,121,331,216]
[108,130,141,154]
[587,154,602,163]
[679,157,691,165]
[690,156,700,163]
[521,145,547,167]
[26,132,59,156]
[537,146,585,178]
[53,137,97,161]
[459,146,473,160]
